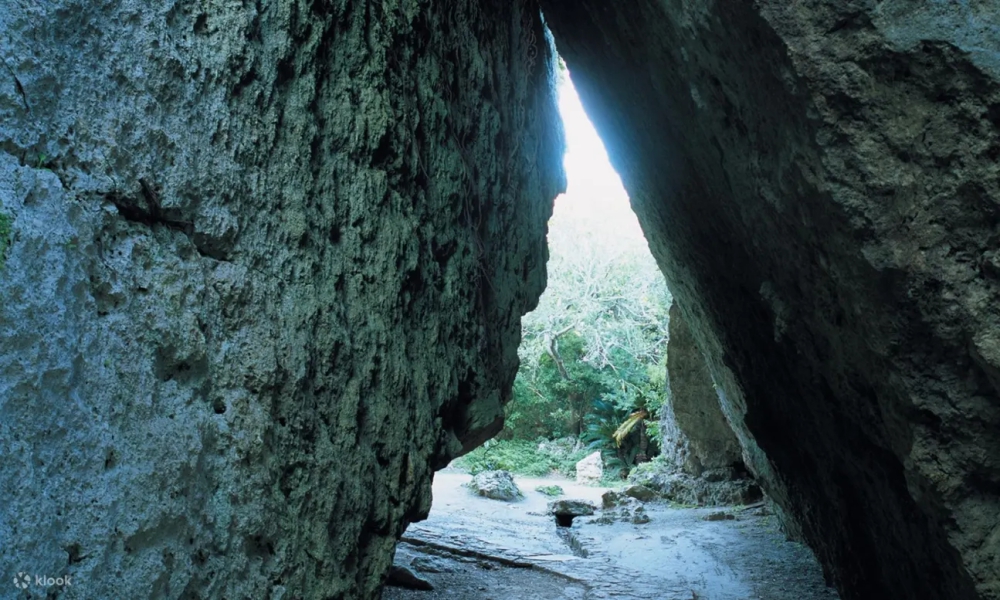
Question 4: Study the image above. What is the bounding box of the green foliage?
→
[0,212,12,265]
[490,125,674,477]
[504,332,617,440]
[628,454,668,484]
[453,438,593,478]
[599,468,627,487]
[535,485,564,496]
[502,372,575,441]
[583,398,641,477]
[453,439,557,477]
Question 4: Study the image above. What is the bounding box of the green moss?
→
[535,485,564,497]
[0,211,12,265]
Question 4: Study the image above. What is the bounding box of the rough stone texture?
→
[630,467,763,508]
[601,490,622,509]
[386,564,434,591]
[575,450,603,484]
[466,470,523,501]
[547,499,596,517]
[542,1,1000,599]
[643,302,759,506]
[662,302,743,476]
[621,484,656,503]
[0,1,563,599]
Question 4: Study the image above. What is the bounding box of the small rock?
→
[576,451,603,485]
[623,484,657,502]
[601,490,623,509]
[602,492,642,511]
[466,470,523,501]
[631,510,651,525]
[386,565,434,591]
[704,511,735,521]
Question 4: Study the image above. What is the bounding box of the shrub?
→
[452,439,556,476]
[535,485,564,496]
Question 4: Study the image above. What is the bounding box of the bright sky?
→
[552,70,648,245]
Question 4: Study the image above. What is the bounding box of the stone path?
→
[383,472,840,599]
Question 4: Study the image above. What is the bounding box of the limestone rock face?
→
[647,304,758,506]
[662,303,743,476]
[630,468,762,508]
[575,451,603,484]
[0,1,563,599]
[542,1,1000,599]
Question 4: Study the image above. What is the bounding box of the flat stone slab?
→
[547,499,596,516]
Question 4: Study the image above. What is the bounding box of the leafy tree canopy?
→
[499,189,673,476]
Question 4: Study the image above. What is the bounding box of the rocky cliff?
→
[641,302,759,507]
[541,1,1000,598]
[0,1,563,598]
[662,302,742,477]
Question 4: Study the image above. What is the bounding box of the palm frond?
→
[612,409,649,446]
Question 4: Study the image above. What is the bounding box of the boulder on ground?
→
[547,499,596,517]
[386,565,434,591]
[466,470,522,501]
[593,502,650,525]
[576,451,603,485]
[601,490,622,509]
[622,484,656,502]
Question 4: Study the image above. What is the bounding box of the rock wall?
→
[642,302,759,506]
[541,1,1000,599]
[662,302,742,476]
[0,1,564,598]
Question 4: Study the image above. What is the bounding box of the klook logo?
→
[11,572,72,589]
[35,574,72,587]
[13,573,30,589]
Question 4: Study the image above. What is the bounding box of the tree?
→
[503,188,673,462]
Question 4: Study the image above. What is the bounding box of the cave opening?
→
[6,2,998,599]
[384,65,839,600]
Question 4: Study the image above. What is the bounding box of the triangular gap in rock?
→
[386,62,839,600]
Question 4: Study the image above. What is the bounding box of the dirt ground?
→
[382,471,840,600]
